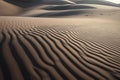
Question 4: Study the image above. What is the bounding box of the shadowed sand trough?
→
[0,17,120,80]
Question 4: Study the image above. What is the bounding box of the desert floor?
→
[0,0,120,80]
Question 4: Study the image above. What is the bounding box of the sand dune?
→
[1,0,119,16]
[71,0,120,7]
[4,0,75,8]
[0,0,120,80]
[0,17,120,80]
[0,1,21,16]
[21,4,120,18]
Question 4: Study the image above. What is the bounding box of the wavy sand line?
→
[0,17,120,80]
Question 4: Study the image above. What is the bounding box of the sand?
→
[0,1,22,16]
[0,0,120,80]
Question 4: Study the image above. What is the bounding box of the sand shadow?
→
[44,4,96,10]
[33,10,87,17]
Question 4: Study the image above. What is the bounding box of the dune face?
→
[0,0,120,80]
[21,4,120,18]
[4,0,75,8]
[0,1,21,16]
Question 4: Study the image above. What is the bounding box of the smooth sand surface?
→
[0,1,22,16]
[0,0,120,80]
[20,4,120,18]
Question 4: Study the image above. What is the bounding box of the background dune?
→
[0,1,21,16]
[71,0,120,7]
[4,0,75,8]
[20,3,120,18]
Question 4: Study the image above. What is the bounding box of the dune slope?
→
[0,1,21,16]
[0,17,120,80]
[0,0,120,80]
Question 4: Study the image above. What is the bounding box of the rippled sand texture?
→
[0,0,120,80]
[0,17,120,80]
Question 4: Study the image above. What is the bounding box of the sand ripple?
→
[0,17,120,80]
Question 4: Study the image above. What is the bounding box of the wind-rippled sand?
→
[0,0,120,80]
[0,17,120,80]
